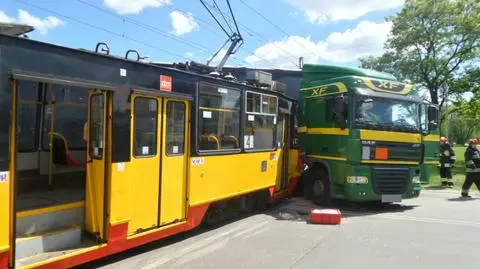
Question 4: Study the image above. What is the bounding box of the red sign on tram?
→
[160,75,172,92]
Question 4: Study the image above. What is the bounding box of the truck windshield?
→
[355,97,420,133]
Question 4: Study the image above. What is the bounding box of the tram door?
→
[85,90,109,240]
[275,113,290,191]
[129,94,162,234]
[159,99,188,226]
[128,94,189,234]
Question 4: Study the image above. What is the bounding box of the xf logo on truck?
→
[363,78,413,94]
[311,86,329,97]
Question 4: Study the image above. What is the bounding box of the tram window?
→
[275,115,284,148]
[262,95,277,115]
[166,101,185,155]
[18,80,40,101]
[89,94,105,159]
[46,85,88,104]
[245,115,276,150]
[198,83,241,151]
[133,97,158,157]
[244,92,278,151]
[54,107,87,149]
[18,105,38,152]
[43,107,88,150]
[246,92,261,113]
[17,80,41,152]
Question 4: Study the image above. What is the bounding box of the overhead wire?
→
[199,0,231,37]
[202,0,300,68]
[213,0,235,34]
[163,1,300,68]
[187,0,289,68]
[75,0,247,65]
[16,0,191,61]
[226,0,241,36]
[238,0,318,57]
[164,5,225,39]
[16,0,297,69]
[74,0,260,68]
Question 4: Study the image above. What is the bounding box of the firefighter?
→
[461,138,480,198]
[439,136,455,187]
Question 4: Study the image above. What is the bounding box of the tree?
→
[359,53,411,82]
[360,0,480,106]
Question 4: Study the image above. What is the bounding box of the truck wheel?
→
[311,170,331,206]
[303,172,313,200]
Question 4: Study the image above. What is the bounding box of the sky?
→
[1,0,405,70]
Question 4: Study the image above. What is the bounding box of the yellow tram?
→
[0,34,301,268]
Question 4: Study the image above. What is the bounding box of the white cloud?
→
[288,0,404,23]
[0,9,64,35]
[104,0,170,15]
[245,21,392,69]
[0,10,15,23]
[169,11,199,36]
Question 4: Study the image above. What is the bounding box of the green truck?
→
[298,64,439,204]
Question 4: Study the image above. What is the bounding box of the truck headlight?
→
[412,176,420,184]
[346,176,368,184]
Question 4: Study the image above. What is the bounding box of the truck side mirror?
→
[427,106,438,130]
[334,95,347,129]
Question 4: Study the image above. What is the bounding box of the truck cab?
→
[298,64,438,204]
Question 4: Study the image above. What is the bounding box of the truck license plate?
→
[381,194,401,203]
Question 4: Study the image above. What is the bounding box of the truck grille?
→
[372,167,409,195]
[371,142,422,162]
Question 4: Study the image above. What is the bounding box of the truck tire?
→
[303,172,313,200]
[311,170,331,206]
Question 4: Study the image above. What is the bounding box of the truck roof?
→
[302,64,398,82]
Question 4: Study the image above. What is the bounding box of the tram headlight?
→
[412,176,421,184]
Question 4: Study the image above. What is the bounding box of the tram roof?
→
[0,33,295,101]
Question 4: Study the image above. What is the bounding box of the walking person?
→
[439,137,455,187]
[461,138,480,198]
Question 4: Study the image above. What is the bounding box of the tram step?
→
[15,225,82,260]
[16,201,85,237]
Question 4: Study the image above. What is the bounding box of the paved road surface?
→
[79,190,480,269]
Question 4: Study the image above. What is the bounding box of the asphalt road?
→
[79,189,480,269]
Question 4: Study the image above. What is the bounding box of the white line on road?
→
[344,211,480,227]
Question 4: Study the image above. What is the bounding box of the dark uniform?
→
[439,142,455,186]
[461,142,480,198]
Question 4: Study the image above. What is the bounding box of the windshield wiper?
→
[355,119,388,130]
[393,122,419,133]
[379,122,401,132]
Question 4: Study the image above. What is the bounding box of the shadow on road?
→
[447,197,478,202]
[423,185,455,190]
[265,197,418,222]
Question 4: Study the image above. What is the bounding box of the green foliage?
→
[359,0,480,106]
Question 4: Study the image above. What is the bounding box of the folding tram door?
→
[8,82,111,268]
[275,112,291,191]
[128,90,189,235]
[86,89,110,242]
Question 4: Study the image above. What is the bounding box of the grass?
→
[427,146,467,188]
